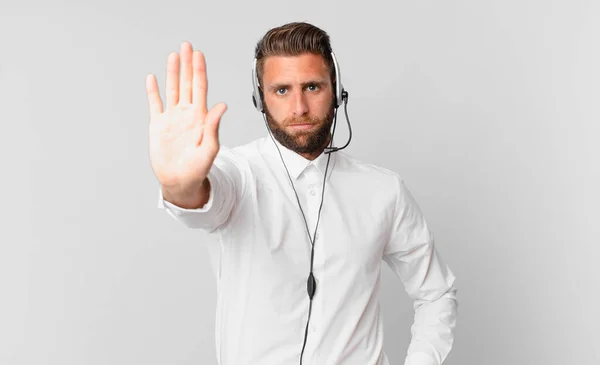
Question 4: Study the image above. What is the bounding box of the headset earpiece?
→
[330,52,344,108]
[251,58,264,113]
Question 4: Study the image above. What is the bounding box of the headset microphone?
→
[252,51,351,365]
[324,90,351,154]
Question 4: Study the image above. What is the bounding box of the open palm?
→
[147,42,227,193]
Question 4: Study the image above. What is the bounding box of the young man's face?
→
[261,53,335,158]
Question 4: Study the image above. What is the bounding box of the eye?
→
[276,87,287,95]
[307,84,319,91]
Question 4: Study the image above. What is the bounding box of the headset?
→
[251,51,352,365]
[252,51,352,154]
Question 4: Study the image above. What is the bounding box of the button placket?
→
[305,169,326,274]
[304,168,320,238]
[303,167,321,339]
[309,167,326,346]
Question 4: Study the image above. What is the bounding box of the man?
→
[147,22,458,365]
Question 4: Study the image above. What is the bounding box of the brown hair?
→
[254,22,335,88]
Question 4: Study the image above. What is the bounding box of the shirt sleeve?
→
[382,175,458,365]
[156,146,248,232]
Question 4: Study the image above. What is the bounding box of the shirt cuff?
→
[404,352,437,365]
[157,176,215,212]
[156,167,224,230]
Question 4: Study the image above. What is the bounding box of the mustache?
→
[285,116,320,126]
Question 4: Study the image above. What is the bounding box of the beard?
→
[264,101,335,155]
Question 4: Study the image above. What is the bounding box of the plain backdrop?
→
[1,0,598,364]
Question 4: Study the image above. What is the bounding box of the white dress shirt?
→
[157,134,458,365]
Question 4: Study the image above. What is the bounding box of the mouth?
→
[288,123,315,130]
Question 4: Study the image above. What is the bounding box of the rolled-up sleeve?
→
[157,146,247,232]
[382,176,458,365]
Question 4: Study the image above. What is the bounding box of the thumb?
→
[203,102,228,149]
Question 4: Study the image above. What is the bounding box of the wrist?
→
[161,179,209,209]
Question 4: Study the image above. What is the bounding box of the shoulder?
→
[215,137,264,164]
[331,151,409,211]
[224,136,268,159]
[335,151,403,185]
[337,153,425,221]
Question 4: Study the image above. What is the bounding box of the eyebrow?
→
[265,80,328,92]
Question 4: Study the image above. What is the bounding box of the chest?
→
[251,173,394,274]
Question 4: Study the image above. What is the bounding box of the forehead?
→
[262,53,329,83]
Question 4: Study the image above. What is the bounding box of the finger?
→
[166,52,180,108]
[192,50,208,115]
[179,42,193,105]
[145,74,163,117]
[202,103,227,150]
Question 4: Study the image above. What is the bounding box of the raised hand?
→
[146,42,227,208]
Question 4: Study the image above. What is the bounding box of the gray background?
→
[1,0,598,364]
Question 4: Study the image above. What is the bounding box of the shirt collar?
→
[263,133,336,181]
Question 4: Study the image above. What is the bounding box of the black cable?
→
[325,91,351,154]
[262,113,330,248]
[262,113,332,365]
[261,90,350,365]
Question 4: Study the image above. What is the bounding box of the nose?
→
[292,89,309,116]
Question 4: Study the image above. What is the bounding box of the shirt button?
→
[310,189,316,196]
[310,325,316,333]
